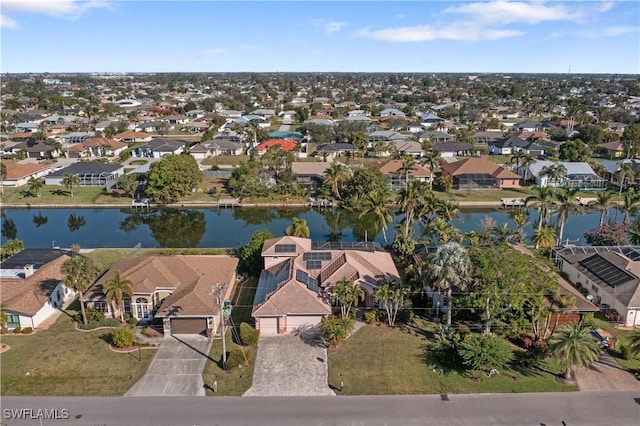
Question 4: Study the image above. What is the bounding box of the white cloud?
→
[313,18,346,34]
[0,13,19,29]
[357,22,523,42]
[443,1,581,25]
[1,0,113,26]
[600,26,638,37]
[204,48,225,57]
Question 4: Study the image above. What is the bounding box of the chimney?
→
[23,264,34,278]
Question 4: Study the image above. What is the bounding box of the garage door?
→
[170,318,208,335]
[258,317,279,335]
[287,315,321,332]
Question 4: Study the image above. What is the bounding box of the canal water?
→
[0,206,618,249]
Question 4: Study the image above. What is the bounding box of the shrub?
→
[22,327,33,334]
[111,327,135,348]
[0,326,7,334]
[396,309,414,324]
[239,322,259,346]
[78,318,120,330]
[458,334,514,372]
[364,310,377,324]
[224,347,247,370]
[513,346,547,369]
[619,344,630,360]
[320,317,347,346]
[13,327,22,334]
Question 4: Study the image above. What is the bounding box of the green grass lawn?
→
[2,186,107,204]
[328,318,577,395]
[83,249,130,273]
[592,316,640,373]
[0,307,155,396]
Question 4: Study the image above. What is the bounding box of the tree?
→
[525,186,556,229]
[559,139,591,162]
[540,163,567,187]
[628,331,640,358]
[117,173,140,199]
[103,270,134,323]
[349,131,369,162]
[590,191,614,225]
[374,282,408,327]
[343,167,388,207]
[1,239,23,260]
[329,277,365,318]
[399,156,416,187]
[62,173,79,197]
[555,186,582,244]
[358,187,393,244]
[532,225,557,249]
[27,176,44,198]
[285,217,310,238]
[583,222,629,246]
[294,107,309,123]
[550,321,601,380]
[426,242,473,327]
[61,255,98,325]
[397,180,431,238]
[619,189,640,223]
[511,212,529,242]
[621,124,640,159]
[458,334,514,372]
[146,154,202,203]
[491,223,516,244]
[0,162,6,195]
[510,151,527,173]
[520,153,536,183]
[629,220,640,245]
[616,163,634,197]
[323,163,350,199]
[421,150,441,190]
[238,229,275,276]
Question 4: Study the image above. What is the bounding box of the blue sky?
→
[1,1,639,73]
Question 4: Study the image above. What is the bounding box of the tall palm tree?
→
[618,189,640,223]
[359,188,394,244]
[520,153,536,183]
[103,270,134,323]
[62,173,80,197]
[285,217,310,238]
[435,199,460,222]
[628,331,640,359]
[397,180,429,238]
[421,150,441,190]
[616,163,634,197]
[492,223,516,244]
[27,176,44,198]
[323,163,350,199]
[511,212,529,242]
[399,156,416,187]
[61,255,99,325]
[591,191,614,225]
[329,277,365,318]
[540,163,568,187]
[532,225,558,249]
[525,186,556,229]
[510,151,526,174]
[426,242,472,327]
[555,186,582,244]
[550,321,601,380]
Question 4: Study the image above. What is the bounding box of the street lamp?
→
[211,283,227,366]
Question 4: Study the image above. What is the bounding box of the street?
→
[2,391,639,425]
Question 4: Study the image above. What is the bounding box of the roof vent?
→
[23,264,34,278]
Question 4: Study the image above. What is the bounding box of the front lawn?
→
[0,307,155,396]
[592,316,640,373]
[327,318,577,395]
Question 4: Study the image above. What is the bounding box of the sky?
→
[1,0,639,74]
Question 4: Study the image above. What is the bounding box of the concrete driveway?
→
[244,326,335,396]
[574,351,640,391]
[125,335,212,397]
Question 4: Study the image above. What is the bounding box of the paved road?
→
[124,335,211,397]
[2,392,639,425]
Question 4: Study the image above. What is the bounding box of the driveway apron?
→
[574,352,640,391]
[244,328,335,396]
[125,335,212,397]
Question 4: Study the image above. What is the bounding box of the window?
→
[7,314,20,329]
[93,301,109,313]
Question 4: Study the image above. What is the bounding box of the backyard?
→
[328,317,577,395]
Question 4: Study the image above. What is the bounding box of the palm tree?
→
[62,173,80,197]
[426,242,472,327]
[67,213,86,232]
[591,191,614,225]
[421,150,441,190]
[27,176,44,198]
[61,255,98,325]
[103,270,134,323]
[285,217,310,238]
[435,199,460,222]
[492,223,515,244]
[0,303,8,329]
[550,321,601,380]
[555,186,582,244]
[323,163,350,199]
[525,186,556,229]
[619,189,640,223]
[628,331,640,358]
[359,188,394,244]
[511,212,529,242]
[532,225,557,249]
[329,277,365,318]
[520,153,536,183]
[616,163,634,197]
[399,156,416,187]
[510,151,526,174]
[540,163,568,187]
[397,180,429,238]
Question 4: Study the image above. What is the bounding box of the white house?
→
[527,161,607,190]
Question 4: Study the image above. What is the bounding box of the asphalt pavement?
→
[2,391,639,426]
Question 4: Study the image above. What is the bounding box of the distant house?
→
[133,138,186,158]
[251,109,276,118]
[554,246,640,326]
[527,161,606,190]
[472,131,505,145]
[441,157,521,189]
[291,161,332,190]
[182,121,210,133]
[1,162,51,188]
[391,141,424,158]
[596,141,625,158]
[134,121,173,133]
[67,137,127,159]
[14,140,59,159]
[85,256,239,335]
[113,131,153,143]
[488,136,545,156]
[45,162,124,187]
[420,113,444,126]
[510,120,544,132]
[376,159,432,190]
[419,131,454,144]
[0,249,76,330]
[189,139,243,159]
[316,143,356,159]
[252,237,400,334]
[432,142,476,158]
[379,108,405,117]
[254,139,297,155]
[61,132,94,144]
[368,130,407,143]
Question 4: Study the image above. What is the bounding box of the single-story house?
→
[61,132,93,144]
[376,159,432,190]
[250,109,276,118]
[0,249,76,330]
[596,141,625,159]
[189,139,243,159]
[316,143,357,159]
[368,130,408,144]
[85,256,239,335]
[527,161,607,190]
[13,140,60,159]
[182,121,210,133]
[554,246,640,326]
[420,131,454,144]
[67,137,127,159]
[133,138,186,158]
[254,139,297,155]
[134,121,174,133]
[432,142,476,158]
[45,162,124,187]
[391,141,424,158]
[114,131,153,143]
[473,131,505,145]
[344,115,372,124]
[488,136,545,156]
[253,237,400,334]
[1,162,51,188]
[441,157,521,189]
[291,161,332,190]
[379,108,405,117]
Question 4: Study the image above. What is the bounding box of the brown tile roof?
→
[441,157,520,179]
[68,137,127,152]
[89,256,238,317]
[2,161,50,180]
[1,254,72,316]
[114,130,151,139]
[377,159,431,177]
[252,280,331,316]
[262,236,312,256]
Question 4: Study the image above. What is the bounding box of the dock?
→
[501,198,525,208]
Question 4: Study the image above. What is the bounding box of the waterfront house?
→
[441,157,521,189]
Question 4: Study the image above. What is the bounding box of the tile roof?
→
[441,157,520,179]
[377,160,431,177]
[68,137,127,152]
[252,280,331,316]
[255,139,297,152]
[2,162,50,180]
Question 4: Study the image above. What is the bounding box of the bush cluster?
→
[111,327,135,348]
[364,310,377,324]
[224,347,247,370]
[13,327,22,334]
[239,322,259,346]
[22,327,33,334]
[320,317,355,346]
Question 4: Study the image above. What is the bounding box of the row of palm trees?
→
[26,173,80,198]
